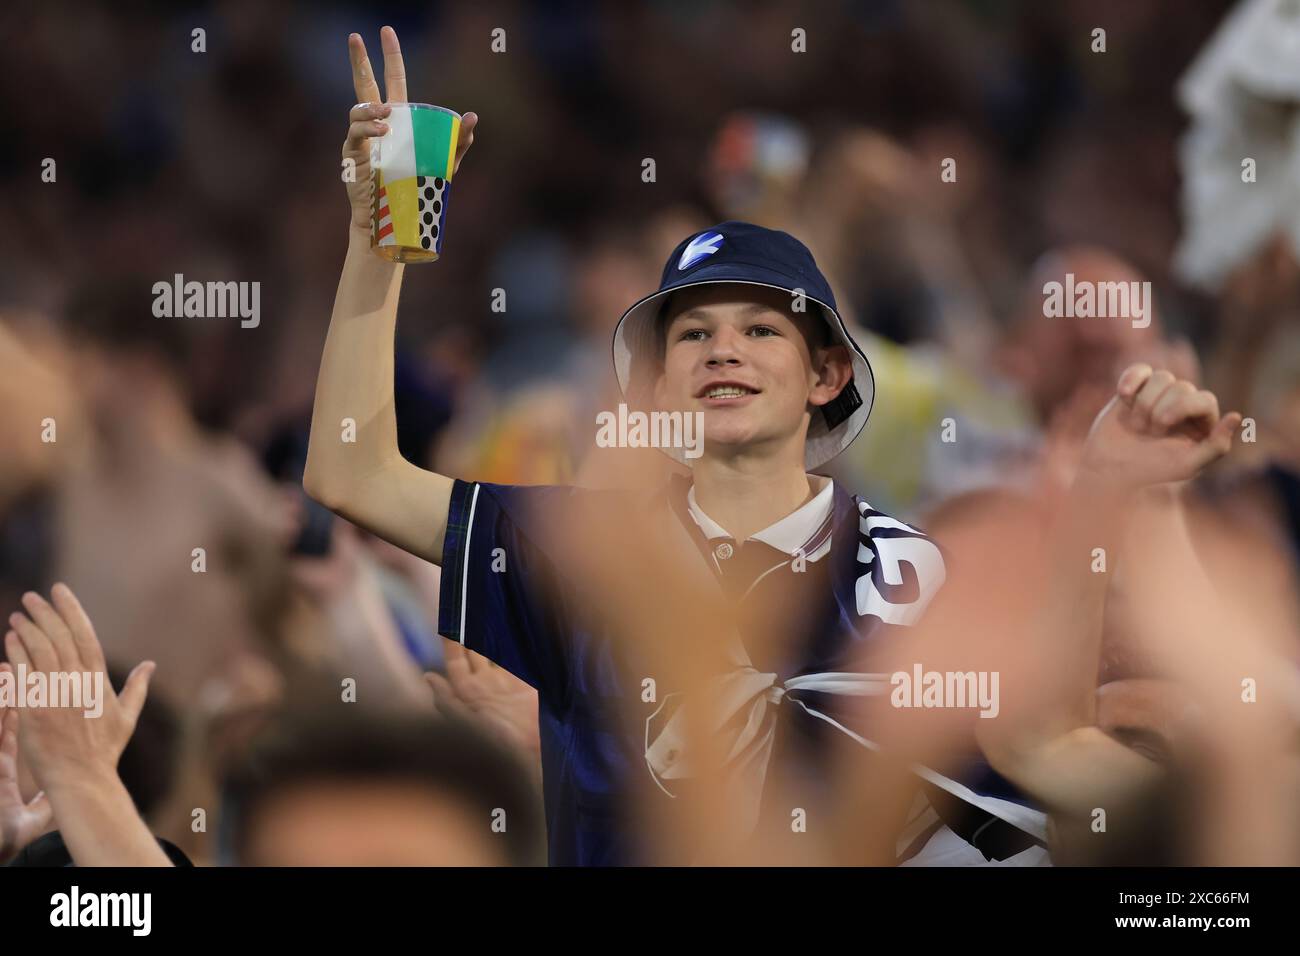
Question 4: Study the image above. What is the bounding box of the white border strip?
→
[792,699,1048,842]
[458,482,481,645]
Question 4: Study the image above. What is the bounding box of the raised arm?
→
[977,364,1241,814]
[302,27,477,565]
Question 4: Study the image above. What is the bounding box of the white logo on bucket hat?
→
[677,231,724,270]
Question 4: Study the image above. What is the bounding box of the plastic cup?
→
[370,103,461,263]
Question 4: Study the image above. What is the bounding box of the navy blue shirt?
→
[437,475,1009,865]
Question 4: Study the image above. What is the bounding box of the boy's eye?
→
[675,324,780,341]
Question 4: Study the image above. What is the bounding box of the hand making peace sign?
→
[342,26,479,232]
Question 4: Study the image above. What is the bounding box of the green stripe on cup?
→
[412,108,456,179]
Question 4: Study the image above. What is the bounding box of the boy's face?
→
[653,284,851,458]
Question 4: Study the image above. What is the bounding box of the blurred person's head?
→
[60,275,198,430]
[220,708,544,866]
[1000,245,1173,424]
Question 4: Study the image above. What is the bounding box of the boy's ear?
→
[808,344,853,408]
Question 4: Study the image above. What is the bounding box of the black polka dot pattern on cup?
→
[415,175,450,255]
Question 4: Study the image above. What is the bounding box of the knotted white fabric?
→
[644,666,1048,848]
[645,668,891,836]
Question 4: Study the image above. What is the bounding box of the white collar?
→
[687,476,835,560]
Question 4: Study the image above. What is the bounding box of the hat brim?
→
[611,275,874,470]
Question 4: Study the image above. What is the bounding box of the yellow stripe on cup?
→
[385,176,421,249]
[445,114,461,182]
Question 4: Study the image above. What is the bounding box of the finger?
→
[346,103,392,148]
[1,706,15,762]
[379,25,408,104]
[1211,411,1242,450]
[20,592,75,671]
[1170,388,1220,439]
[349,102,393,123]
[443,640,473,692]
[1150,381,1209,433]
[348,33,382,106]
[1130,370,1176,431]
[1188,412,1242,472]
[424,669,455,705]
[1116,363,1153,402]
[425,670,469,718]
[0,712,9,778]
[8,611,59,673]
[424,670,451,696]
[4,631,31,672]
[422,670,446,715]
[117,661,156,725]
[345,117,391,152]
[49,583,103,674]
[452,112,477,175]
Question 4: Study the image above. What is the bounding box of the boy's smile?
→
[696,379,761,406]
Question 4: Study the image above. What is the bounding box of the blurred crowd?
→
[2,0,1299,866]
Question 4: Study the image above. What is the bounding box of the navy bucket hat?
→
[611,220,874,469]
